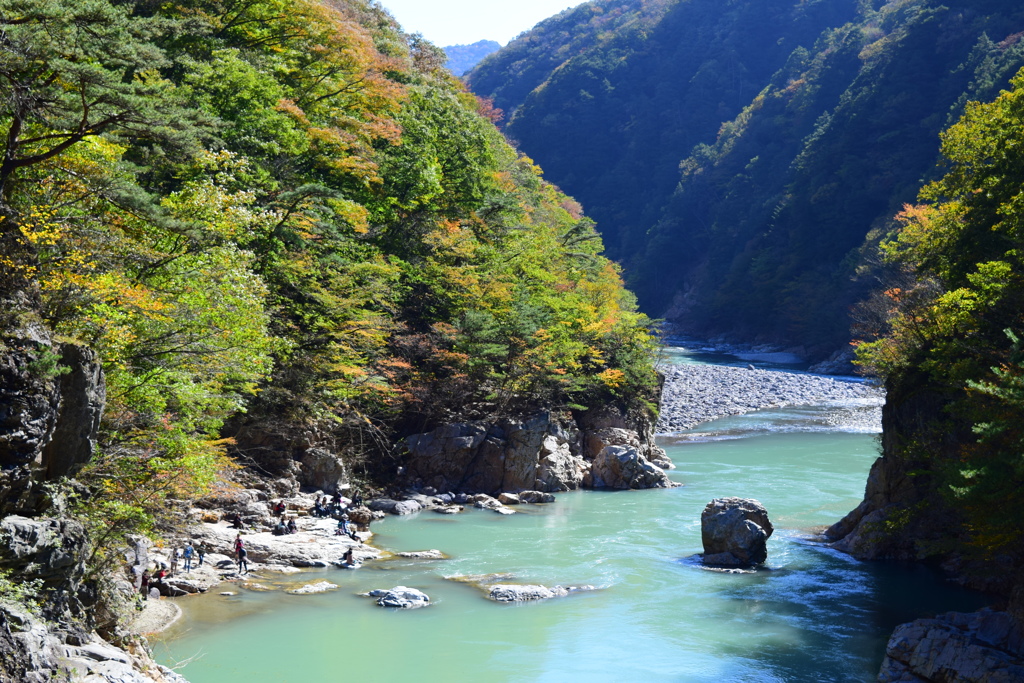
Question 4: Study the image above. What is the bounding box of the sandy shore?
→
[131,599,183,635]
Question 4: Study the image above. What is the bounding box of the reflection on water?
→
[154,408,986,682]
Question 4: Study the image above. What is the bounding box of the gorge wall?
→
[467,0,1024,360]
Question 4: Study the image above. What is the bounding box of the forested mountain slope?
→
[443,40,501,75]
[467,0,1024,358]
[0,1,657,673]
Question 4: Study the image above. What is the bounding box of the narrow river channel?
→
[154,349,985,682]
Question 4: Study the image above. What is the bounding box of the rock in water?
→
[367,586,430,609]
[489,584,568,602]
[519,490,556,504]
[878,609,1024,682]
[287,581,338,595]
[588,444,674,489]
[701,497,774,568]
[487,584,596,602]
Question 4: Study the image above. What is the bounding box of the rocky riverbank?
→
[656,363,883,433]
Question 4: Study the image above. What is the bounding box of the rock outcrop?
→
[400,404,672,495]
[700,497,774,568]
[296,447,347,494]
[878,609,1024,682]
[0,606,187,683]
[487,584,596,602]
[824,382,974,568]
[366,586,430,609]
[587,444,674,489]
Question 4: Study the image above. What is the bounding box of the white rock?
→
[287,581,338,595]
[367,586,430,609]
[396,550,446,560]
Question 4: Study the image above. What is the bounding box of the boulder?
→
[497,493,520,505]
[396,550,446,560]
[164,577,204,595]
[367,586,430,609]
[367,498,400,514]
[345,505,375,525]
[489,584,568,602]
[487,584,596,602]
[878,609,1024,682]
[519,490,556,504]
[701,497,774,567]
[472,495,515,515]
[296,448,346,494]
[393,500,422,516]
[588,445,674,490]
[536,435,588,492]
[402,412,587,494]
[576,403,667,469]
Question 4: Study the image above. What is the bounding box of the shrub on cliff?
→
[857,67,1024,577]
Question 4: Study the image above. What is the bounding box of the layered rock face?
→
[0,335,181,682]
[825,376,1024,682]
[227,422,352,496]
[701,497,774,568]
[0,338,105,498]
[824,382,956,563]
[400,405,674,494]
[878,609,1024,683]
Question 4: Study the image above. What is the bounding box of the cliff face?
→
[0,330,181,681]
[826,376,960,561]
[827,374,1024,682]
[399,401,674,494]
[822,370,1020,586]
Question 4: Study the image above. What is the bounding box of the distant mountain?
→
[443,39,501,75]
[467,0,1024,359]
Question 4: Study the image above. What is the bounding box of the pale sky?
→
[379,0,586,47]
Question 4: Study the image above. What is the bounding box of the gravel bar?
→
[656,364,883,433]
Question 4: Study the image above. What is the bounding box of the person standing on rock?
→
[140,570,150,599]
[197,541,207,567]
[169,546,180,575]
[183,542,195,572]
[235,534,249,574]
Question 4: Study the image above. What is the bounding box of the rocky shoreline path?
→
[656,363,883,433]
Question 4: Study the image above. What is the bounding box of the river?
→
[153,347,985,682]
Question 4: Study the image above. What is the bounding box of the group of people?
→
[272,516,298,536]
[310,491,361,519]
[136,540,207,600]
[136,490,365,600]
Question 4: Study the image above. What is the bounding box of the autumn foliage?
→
[0,0,658,547]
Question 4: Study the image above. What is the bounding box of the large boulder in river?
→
[701,497,774,567]
[587,445,674,490]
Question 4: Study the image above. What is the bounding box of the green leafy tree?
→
[858,67,1024,564]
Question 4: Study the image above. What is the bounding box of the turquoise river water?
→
[154,354,986,682]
